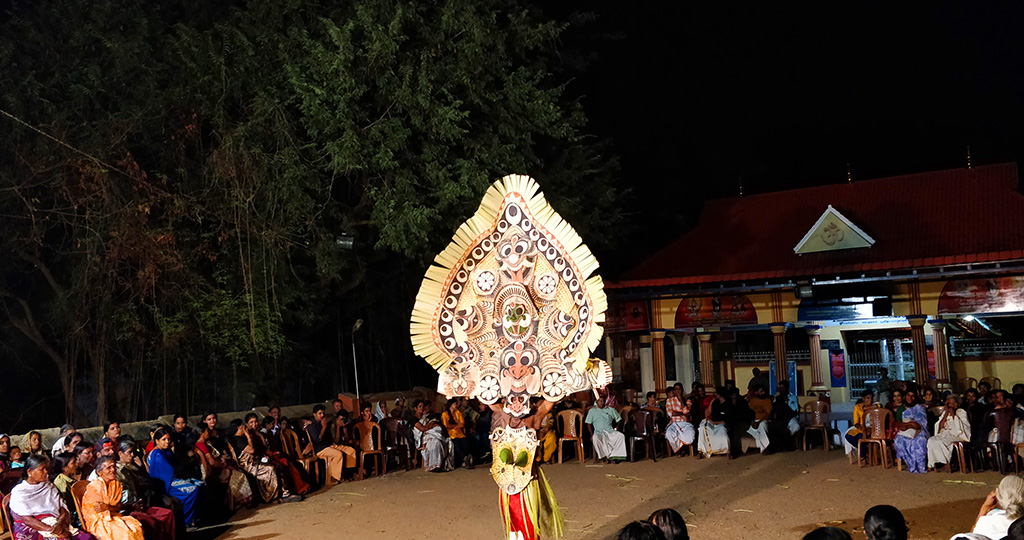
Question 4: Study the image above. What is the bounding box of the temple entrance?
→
[843,329,916,395]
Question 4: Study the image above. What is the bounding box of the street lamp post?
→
[351,319,364,398]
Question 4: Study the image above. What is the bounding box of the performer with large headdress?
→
[411,174,610,540]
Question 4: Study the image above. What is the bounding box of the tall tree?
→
[0,0,624,429]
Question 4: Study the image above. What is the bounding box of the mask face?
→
[489,426,538,495]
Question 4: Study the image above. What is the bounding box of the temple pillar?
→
[929,319,952,392]
[651,331,668,399]
[908,315,930,385]
[771,324,788,382]
[806,325,827,392]
[698,333,715,390]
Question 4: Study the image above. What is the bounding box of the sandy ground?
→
[206,449,1004,540]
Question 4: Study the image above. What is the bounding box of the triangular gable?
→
[794,205,875,254]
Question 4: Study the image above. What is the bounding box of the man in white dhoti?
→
[698,389,730,458]
[927,394,971,470]
[585,396,627,462]
[665,385,695,454]
[746,384,773,453]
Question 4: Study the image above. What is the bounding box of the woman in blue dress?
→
[147,427,203,526]
[893,388,930,473]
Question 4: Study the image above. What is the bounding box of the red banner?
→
[829,350,847,387]
[675,294,758,328]
[605,301,650,333]
[938,277,1024,315]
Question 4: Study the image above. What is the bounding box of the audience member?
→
[927,394,970,470]
[978,381,992,404]
[1005,516,1024,540]
[804,526,853,540]
[968,475,1024,540]
[442,398,473,468]
[617,520,666,540]
[51,451,81,525]
[585,395,626,463]
[746,384,773,454]
[697,388,730,458]
[27,430,47,456]
[51,424,77,456]
[648,508,688,540]
[534,399,557,464]
[0,433,10,468]
[746,367,769,396]
[115,439,178,540]
[9,454,96,540]
[147,427,203,528]
[411,400,453,472]
[863,504,908,540]
[724,388,753,459]
[664,384,694,455]
[81,455,146,540]
[103,422,121,442]
[194,421,252,509]
[307,404,356,485]
[893,388,929,473]
[845,390,875,458]
[10,446,26,468]
[77,441,98,479]
[981,389,1024,472]
[768,379,799,452]
[229,417,286,504]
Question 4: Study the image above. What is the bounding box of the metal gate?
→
[845,330,915,395]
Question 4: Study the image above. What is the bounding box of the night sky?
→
[558,2,1024,275]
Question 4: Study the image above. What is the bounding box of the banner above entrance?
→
[605,300,651,332]
[675,294,758,328]
[938,277,1024,315]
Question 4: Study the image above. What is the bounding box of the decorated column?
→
[651,331,668,399]
[806,325,827,392]
[929,319,952,392]
[908,315,930,384]
[698,333,715,390]
[771,324,788,382]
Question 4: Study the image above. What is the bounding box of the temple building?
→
[604,163,1024,404]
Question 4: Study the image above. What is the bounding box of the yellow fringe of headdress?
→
[410,174,607,372]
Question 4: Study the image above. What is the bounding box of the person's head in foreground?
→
[863,504,908,540]
[617,520,666,540]
[647,508,688,540]
[995,475,1024,519]
[804,526,852,540]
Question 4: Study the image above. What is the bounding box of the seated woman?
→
[50,452,82,527]
[927,394,971,470]
[844,390,875,458]
[893,388,929,473]
[1,433,12,468]
[115,440,177,540]
[82,456,145,540]
[228,418,295,504]
[147,427,204,528]
[244,413,308,497]
[27,431,48,457]
[194,422,252,510]
[961,475,1024,540]
[9,454,96,540]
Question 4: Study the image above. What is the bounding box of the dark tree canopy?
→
[0,0,623,429]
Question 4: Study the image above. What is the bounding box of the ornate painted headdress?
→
[410,174,607,417]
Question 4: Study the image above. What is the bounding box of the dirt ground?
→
[208,449,1004,540]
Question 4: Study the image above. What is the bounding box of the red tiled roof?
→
[611,163,1024,289]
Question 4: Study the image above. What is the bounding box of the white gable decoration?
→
[793,205,875,255]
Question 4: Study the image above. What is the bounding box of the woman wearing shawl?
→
[193,422,252,510]
[81,456,145,540]
[146,427,203,527]
[115,440,177,540]
[9,454,95,540]
[893,388,930,473]
[27,432,48,457]
[927,394,971,470]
